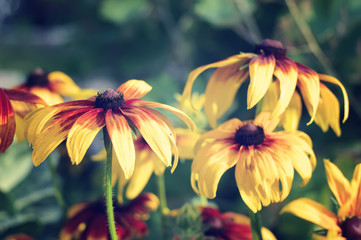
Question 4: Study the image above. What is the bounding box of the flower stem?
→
[199,194,208,206]
[103,129,118,240]
[250,211,263,240]
[156,174,169,240]
[47,156,66,212]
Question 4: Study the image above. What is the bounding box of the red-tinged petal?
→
[0,89,16,153]
[247,54,276,110]
[116,79,152,100]
[4,89,47,106]
[105,109,135,179]
[66,108,105,164]
[296,63,320,124]
[271,57,298,118]
[280,198,341,233]
[32,108,91,166]
[4,234,34,240]
[181,54,253,110]
[123,107,174,170]
[126,99,196,131]
[319,74,349,123]
[205,64,249,128]
[351,163,361,217]
[86,215,108,240]
[51,99,95,108]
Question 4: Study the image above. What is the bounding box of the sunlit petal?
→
[48,71,82,98]
[66,108,105,164]
[116,79,152,100]
[280,91,302,131]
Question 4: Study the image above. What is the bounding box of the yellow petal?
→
[261,228,277,240]
[48,71,81,98]
[247,54,276,109]
[191,141,239,199]
[280,198,341,233]
[14,114,26,142]
[271,58,298,118]
[32,108,90,166]
[175,128,201,159]
[181,54,252,110]
[204,64,249,128]
[261,81,279,113]
[116,79,152,100]
[319,74,349,123]
[254,112,279,134]
[66,109,105,164]
[280,91,302,131]
[105,110,135,180]
[351,163,361,216]
[296,63,320,125]
[125,150,155,199]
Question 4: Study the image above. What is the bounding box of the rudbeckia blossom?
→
[181,39,349,130]
[281,159,361,239]
[94,129,201,201]
[0,88,46,153]
[14,68,96,105]
[191,112,316,212]
[26,80,195,179]
[60,193,159,240]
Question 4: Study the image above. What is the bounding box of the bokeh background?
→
[0,0,361,239]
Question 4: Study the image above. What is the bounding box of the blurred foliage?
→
[0,0,361,239]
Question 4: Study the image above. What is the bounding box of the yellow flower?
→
[94,128,201,202]
[14,68,96,105]
[191,112,316,212]
[180,39,349,132]
[281,159,361,239]
[26,80,195,179]
[0,88,46,153]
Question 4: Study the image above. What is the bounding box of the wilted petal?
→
[67,108,105,164]
[116,80,152,100]
[247,54,276,110]
[0,89,16,153]
[105,109,135,179]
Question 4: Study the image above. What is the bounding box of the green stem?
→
[47,156,66,211]
[103,129,118,240]
[250,211,263,240]
[199,194,208,206]
[156,174,169,240]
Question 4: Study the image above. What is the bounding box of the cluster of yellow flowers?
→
[0,39,359,240]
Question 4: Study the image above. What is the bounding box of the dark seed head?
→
[94,89,125,110]
[235,124,265,146]
[26,68,50,87]
[254,39,287,58]
[341,217,361,240]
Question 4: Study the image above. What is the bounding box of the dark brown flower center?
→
[341,217,361,239]
[235,124,265,146]
[94,89,125,110]
[26,68,50,87]
[254,39,286,58]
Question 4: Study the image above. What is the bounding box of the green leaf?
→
[100,0,149,24]
[0,191,15,215]
[0,142,33,192]
[194,0,242,27]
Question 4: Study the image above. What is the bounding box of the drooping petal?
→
[191,141,239,199]
[247,54,276,110]
[0,89,16,153]
[204,63,249,128]
[280,91,302,131]
[105,109,135,180]
[175,128,201,159]
[32,108,91,166]
[181,54,253,110]
[48,71,81,98]
[271,57,298,118]
[296,63,320,124]
[123,107,173,170]
[280,198,341,233]
[116,80,152,100]
[319,74,349,123]
[4,89,47,106]
[324,160,352,208]
[14,114,26,142]
[351,163,361,217]
[66,108,105,164]
[126,99,196,131]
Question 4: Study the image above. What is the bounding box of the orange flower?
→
[181,39,348,133]
[281,159,361,239]
[26,80,195,179]
[0,88,46,153]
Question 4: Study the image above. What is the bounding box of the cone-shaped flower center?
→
[254,39,286,58]
[94,89,125,110]
[26,68,50,87]
[235,124,265,146]
[341,217,361,239]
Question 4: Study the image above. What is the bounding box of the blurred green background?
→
[0,0,361,239]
